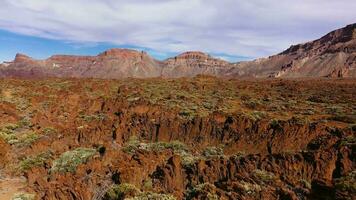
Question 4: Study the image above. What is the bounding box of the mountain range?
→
[1,23,355,78]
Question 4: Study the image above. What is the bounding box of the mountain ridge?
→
[1,23,355,78]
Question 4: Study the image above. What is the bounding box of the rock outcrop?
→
[162,51,231,77]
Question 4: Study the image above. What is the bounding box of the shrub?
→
[122,139,198,167]
[239,181,262,195]
[300,179,312,190]
[247,111,267,121]
[244,100,261,109]
[126,192,176,200]
[202,146,224,158]
[335,171,356,193]
[19,151,53,172]
[50,148,96,173]
[186,183,219,200]
[122,136,141,154]
[104,182,176,200]
[12,193,35,200]
[0,125,40,147]
[147,141,188,154]
[42,127,57,135]
[104,183,140,200]
[253,169,277,183]
[339,136,356,147]
[79,113,106,122]
[16,132,40,147]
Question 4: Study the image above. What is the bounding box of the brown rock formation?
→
[1,24,355,79]
[162,51,230,77]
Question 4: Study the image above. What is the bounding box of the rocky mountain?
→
[0,49,162,79]
[232,23,356,78]
[0,23,355,78]
[162,51,231,77]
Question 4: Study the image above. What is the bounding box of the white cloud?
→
[0,0,355,58]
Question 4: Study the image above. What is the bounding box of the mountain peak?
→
[280,23,356,56]
[176,51,210,60]
[98,48,147,59]
[14,53,32,62]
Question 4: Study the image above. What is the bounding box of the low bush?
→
[253,169,277,183]
[50,148,96,173]
[122,139,198,167]
[185,183,219,200]
[19,151,53,172]
[335,171,356,194]
[104,183,140,200]
[12,193,35,200]
[202,146,224,158]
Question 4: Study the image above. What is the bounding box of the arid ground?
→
[0,76,355,200]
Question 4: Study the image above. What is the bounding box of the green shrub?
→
[50,148,96,173]
[300,179,311,190]
[127,192,176,200]
[239,181,262,195]
[335,171,356,193]
[186,183,218,200]
[0,125,40,146]
[339,136,356,147]
[16,132,40,147]
[202,146,224,158]
[12,193,35,200]
[122,139,198,167]
[253,169,277,183]
[122,136,141,154]
[104,183,140,200]
[104,182,176,200]
[79,113,106,122]
[19,151,52,172]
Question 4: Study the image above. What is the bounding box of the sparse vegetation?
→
[126,192,176,200]
[239,181,262,195]
[18,151,53,172]
[12,193,35,200]
[104,183,176,200]
[50,148,97,173]
[335,171,356,193]
[300,179,312,190]
[202,146,224,158]
[122,137,198,166]
[253,169,277,183]
[0,124,40,146]
[79,113,106,122]
[104,183,140,200]
[186,183,219,200]
[339,136,356,147]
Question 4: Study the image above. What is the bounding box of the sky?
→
[0,0,355,62]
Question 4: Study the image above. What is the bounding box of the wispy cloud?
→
[0,0,355,59]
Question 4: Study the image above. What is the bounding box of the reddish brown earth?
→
[1,24,355,79]
[0,77,355,199]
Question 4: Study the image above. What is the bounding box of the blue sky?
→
[0,29,250,62]
[0,0,355,62]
